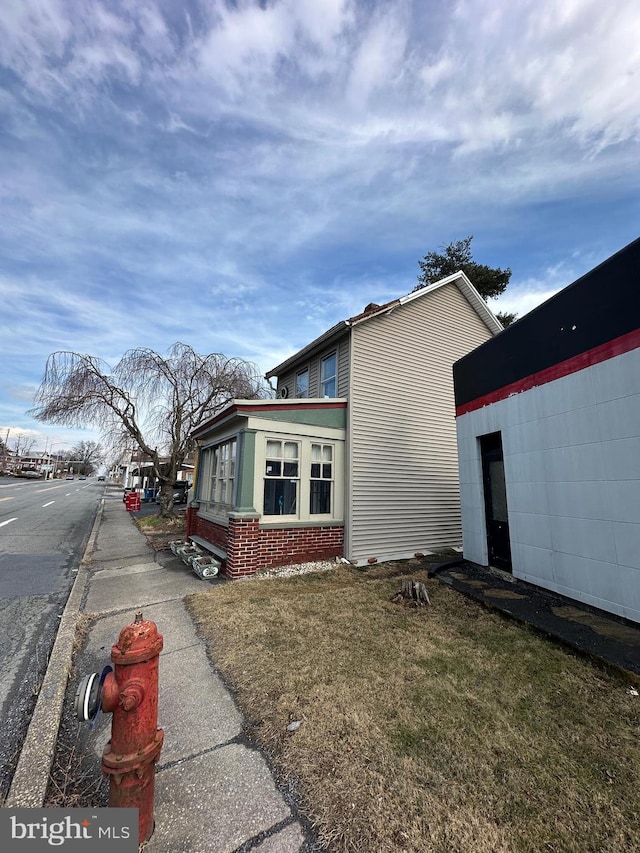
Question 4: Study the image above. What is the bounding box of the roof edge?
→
[265,272,502,381]
[265,321,349,379]
[400,271,503,334]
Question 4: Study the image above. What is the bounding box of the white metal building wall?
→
[457,346,640,623]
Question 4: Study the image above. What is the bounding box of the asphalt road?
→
[0,475,103,801]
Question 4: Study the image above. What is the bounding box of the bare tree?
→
[70,440,104,475]
[13,434,36,459]
[0,435,10,473]
[30,343,270,516]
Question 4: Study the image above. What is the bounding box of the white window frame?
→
[263,439,300,516]
[257,433,343,524]
[199,437,236,518]
[310,443,333,516]
[295,368,309,398]
[321,352,337,398]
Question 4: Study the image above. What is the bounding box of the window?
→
[201,437,236,513]
[310,443,332,514]
[264,439,299,515]
[321,353,337,398]
[295,368,309,398]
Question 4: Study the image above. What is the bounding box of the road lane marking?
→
[0,518,18,527]
[42,501,55,507]
[0,497,15,502]
[35,485,66,493]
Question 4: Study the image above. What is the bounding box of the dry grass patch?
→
[186,562,640,853]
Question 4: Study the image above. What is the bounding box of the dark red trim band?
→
[456,328,640,417]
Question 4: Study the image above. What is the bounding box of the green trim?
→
[235,430,257,512]
[252,408,346,428]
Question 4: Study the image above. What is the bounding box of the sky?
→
[1,0,639,457]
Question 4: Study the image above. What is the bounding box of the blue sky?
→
[1,0,639,457]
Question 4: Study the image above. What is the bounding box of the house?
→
[120,451,194,499]
[188,272,502,578]
[453,237,640,624]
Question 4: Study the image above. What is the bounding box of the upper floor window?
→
[296,368,309,398]
[321,353,337,398]
[264,439,299,515]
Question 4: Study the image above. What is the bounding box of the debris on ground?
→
[256,560,336,580]
[391,578,431,607]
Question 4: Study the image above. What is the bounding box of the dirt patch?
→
[134,515,186,552]
[483,588,527,600]
[552,606,640,645]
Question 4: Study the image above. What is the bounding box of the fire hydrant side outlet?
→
[99,614,164,844]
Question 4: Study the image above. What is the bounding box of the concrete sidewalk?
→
[7,493,315,852]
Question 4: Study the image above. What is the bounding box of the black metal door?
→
[480,432,512,572]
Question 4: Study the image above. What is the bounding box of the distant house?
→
[188,273,502,578]
[453,237,640,623]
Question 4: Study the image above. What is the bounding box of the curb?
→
[5,498,105,807]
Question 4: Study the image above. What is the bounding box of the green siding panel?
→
[236,430,257,511]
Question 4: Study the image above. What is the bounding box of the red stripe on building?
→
[456,328,640,417]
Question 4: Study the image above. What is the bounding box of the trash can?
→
[143,488,154,502]
[125,492,141,512]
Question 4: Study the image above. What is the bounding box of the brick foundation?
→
[190,512,344,580]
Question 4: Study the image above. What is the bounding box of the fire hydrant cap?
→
[112,613,163,664]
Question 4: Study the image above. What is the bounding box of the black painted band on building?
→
[453,236,640,411]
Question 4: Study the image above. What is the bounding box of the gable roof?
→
[266,271,503,379]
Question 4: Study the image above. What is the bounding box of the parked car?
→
[155,482,191,504]
[66,474,74,480]
[79,474,87,480]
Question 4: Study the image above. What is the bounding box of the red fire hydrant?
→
[75,612,164,844]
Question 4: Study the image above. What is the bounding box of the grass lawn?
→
[187,560,640,853]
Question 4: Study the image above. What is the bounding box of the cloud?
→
[1,0,639,444]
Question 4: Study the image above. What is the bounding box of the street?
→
[0,475,103,800]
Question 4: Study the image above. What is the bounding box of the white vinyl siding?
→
[346,282,496,564]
